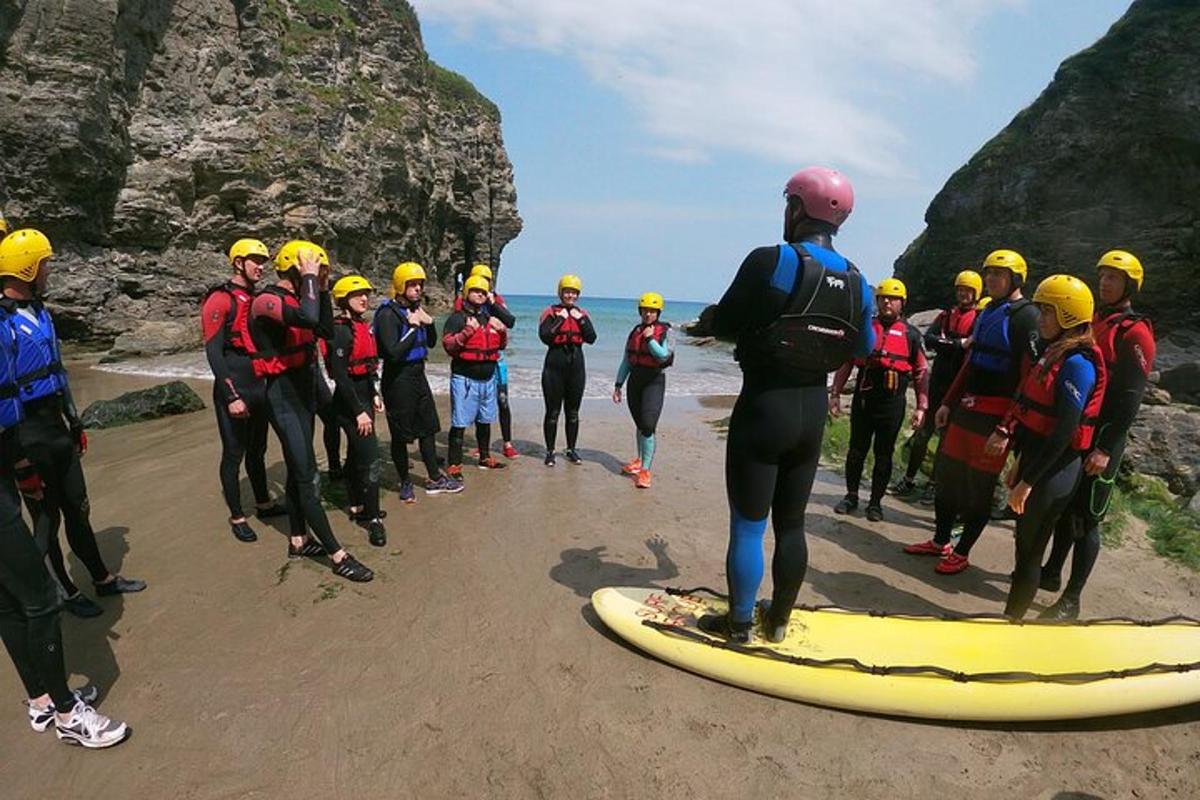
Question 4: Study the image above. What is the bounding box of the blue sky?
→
[412,1,1133,304]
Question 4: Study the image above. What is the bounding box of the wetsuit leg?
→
[57,454,110,583]
[724,383,826,623]
[245,403,272,506]
[265,375,343,554]
[564,354,586,450]
[0,475,73,709]
[629,370,665,468]
[339,416,362,510]
[386,416,412,483]
[843,393,872,498]
[213,386,251,519]
[347,422,380,519]
[497,381,513,443]
[1064,525,1100,601]
[541,357,565,452]
[904,403,937,481]
[418,436,440,479]
[1005,458,1082,619]
[1042,513,1077,580]
[448,427,466,466]
[868,395,906,506]
[475,423,492,461]
[932,494,958,546]
[951,515,989,557]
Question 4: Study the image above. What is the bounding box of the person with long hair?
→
[987,275,1106,619]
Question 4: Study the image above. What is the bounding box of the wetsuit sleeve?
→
[316,288,334,339]
[539,308,563,346]
[854,273,876,359]
[647,336,671,361]
[375,307,408,362]
[1010,304,1041,381]
[615,355,631,387]
[1095,322,1155,454]
[60,380,82,429]
[713,246,777,339]
[909,326,929,410]
[326,324,366,417]
[1019,355,1095,486]
[924,311,954,355]
[579,312,598,345]
[201,293,240,404]
[442,312,468,356]
[490,300,516,329]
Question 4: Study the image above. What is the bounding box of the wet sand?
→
[0,363,1197,799]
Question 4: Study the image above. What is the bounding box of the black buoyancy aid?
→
[757,241,864,372]
[1012,345,1107,451]
[335,317,378,377]
[542,305,586,346]
[857,318,912,373]
[202,282,254,354]
[251,285,315,377]
[625,322,673,369]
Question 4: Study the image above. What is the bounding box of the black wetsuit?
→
[316,363,342,475]
[201,282,271,519]
[250,277,343,553]
[0,430,74,710]
[539,308,597,452]
[374,300,441,483]
[1003,352,1097,619]
[326,318,380,521]
[714,234,874,624]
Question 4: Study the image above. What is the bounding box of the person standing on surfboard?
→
[699,167,874,644]
[902,250,1040,574]
[612,292,674,490]
[829,277,928,522]
[985,275,1106,619]
[1038,251,1154,619]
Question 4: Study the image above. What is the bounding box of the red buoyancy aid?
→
[944,305,978,339]
[251,286,316,378]
[458,321,505,362]
[335,317,378,377]
[856,318,913,372]
[625,322,673,369]
[1011,345,1107,451]
[1093,309,1153,371]
[201,283,254,354]
[542,305,586,346]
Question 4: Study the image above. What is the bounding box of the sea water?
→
[93,294,744,399]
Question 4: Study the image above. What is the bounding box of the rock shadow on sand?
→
[551,536,679,598]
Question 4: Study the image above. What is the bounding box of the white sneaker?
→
[54,701,129,749]
[26,686,100,732]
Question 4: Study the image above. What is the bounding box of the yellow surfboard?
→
[591,586,1200,721]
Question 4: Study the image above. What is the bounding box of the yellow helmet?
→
[1032,274,1094,330]
[977,296,993,311]
[954,269,983,298]
[463,275,490,296]
[0,229,53,283]
[228,238,270,265]
[638,292,665,311]
[876,277,907,301]
[1096,249,1143,291]
[469,264,494,283]
[392,262,426,295]
[558,274,582,294]
[982,249,1028,284]
[331,275,374,300]
[274,239,330,272]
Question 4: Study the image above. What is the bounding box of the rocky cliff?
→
[895,0,1200,331]
[0,0,521,354]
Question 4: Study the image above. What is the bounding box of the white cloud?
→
[412,0,1019,179]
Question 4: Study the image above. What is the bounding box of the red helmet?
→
[784,167,854,227]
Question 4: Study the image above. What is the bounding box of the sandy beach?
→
[0,362,1197,799]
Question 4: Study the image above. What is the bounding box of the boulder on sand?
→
[80,381,205,429]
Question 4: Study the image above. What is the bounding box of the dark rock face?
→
[895,0,1200,332]
[0,0,521,352]
[1126,404,1200,497]
[80,380,205,428]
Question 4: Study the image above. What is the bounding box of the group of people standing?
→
[701,166,1156,644]
[0,220,138,748]
[201,241,679,583]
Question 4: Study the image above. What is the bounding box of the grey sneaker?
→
[424,475,464,495]
[27,686,100,733]
[54,701,129,749]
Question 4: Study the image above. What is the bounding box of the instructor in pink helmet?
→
[697,167,875,644]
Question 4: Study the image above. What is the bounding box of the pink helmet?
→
[784,167,854,227]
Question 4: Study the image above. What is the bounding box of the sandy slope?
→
[0,364,1196,799]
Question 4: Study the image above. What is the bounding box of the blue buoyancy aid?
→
[375,299,429,363]
[6,303,68,402]
[969,299,1026,374]
[0,310,26,430]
